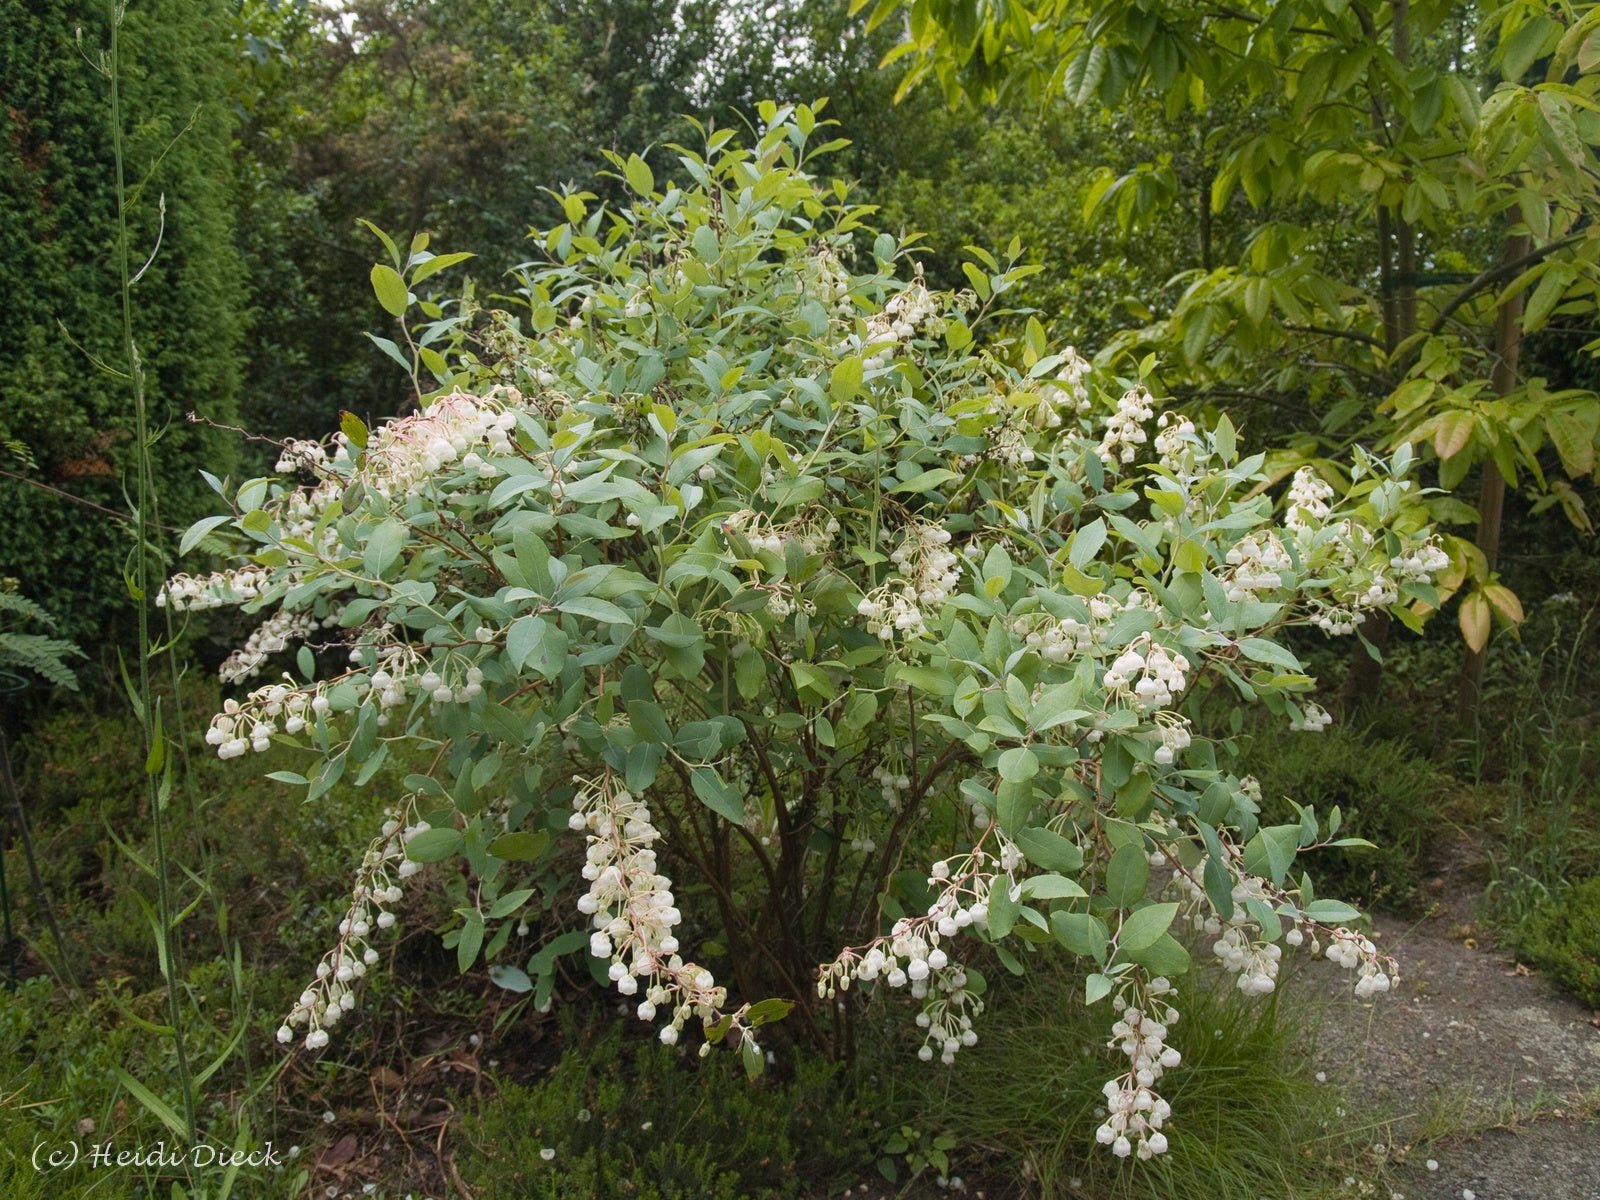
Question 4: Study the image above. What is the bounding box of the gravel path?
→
[1301,903,1600,1200]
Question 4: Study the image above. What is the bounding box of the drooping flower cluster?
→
[349,636,480,722]
[275,437,339,476]
[860,278,940,370]
[158,567,272,611]
[1011,610,1094,663]
[1284,466,1335,534]
[207,682,320,758]
[1153,411,1199,473]
[1289,701,1334,732]
[911,961,984,1065]
[218,608,335,684]
[857,521,962,641]
[1096,977,1181,1160]
[1222,532,1293,602]
[1326,928,1396,998]
[1151,714,1193,766]
[205,635,488,758]
[799,246,854,315]
[1040,349,1092,420]
[1212,925,1284,996]
[719,508,839,621]
[1390,540,1451,585]
[1281,465,1450,640]
[1096,384,1155,466]
[1101,635,1191,712]
[818,839,1010,1063]
[1168,841,1400,1002]
[872,763,913,811]
[356,391,517,499]
[278,808,420,1049]
[958,355,1094,468]
[568,773,747,1047]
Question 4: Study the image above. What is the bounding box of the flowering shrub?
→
[173,103,1448,1159]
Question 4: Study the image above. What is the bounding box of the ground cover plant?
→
[165,104,1459,1167]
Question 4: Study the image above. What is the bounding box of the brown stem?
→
[1458,227,1532,717]
[848,737,967,940]
[0,466,182,533]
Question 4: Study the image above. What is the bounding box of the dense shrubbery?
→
[460,1018,879,1199]
[163,105,1461,1164]
[1515,877,1600,1008]
[1243,724,1443,911]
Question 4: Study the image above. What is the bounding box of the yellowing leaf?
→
[1482,583,1524,626]
[1458,590,1491,652]
[1433,410,1475,461]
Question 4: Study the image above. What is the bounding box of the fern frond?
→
[0,631,83,690]
[0,589,55,627]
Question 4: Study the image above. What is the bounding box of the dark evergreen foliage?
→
[0,0,241,645]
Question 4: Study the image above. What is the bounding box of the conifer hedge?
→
[1,0,241,644]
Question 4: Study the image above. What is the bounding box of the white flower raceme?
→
[356,390,517,500]
[275,438,335,475]
[206,683,313,759]
[957,354,1093,468]
[857,521,962,642]
[1289,701,1333,733]
[1096,977,1181,1160]
[1153,411,1199,472]
[1043,348,1093,418]
[1223,533,1293,602]
[1324,928,1399,998]
[1101,635,1190,713]
[1096,385,1155,466]
[218,608,340,684]
[206,640,485,757]
[859,277,939,370]
[819,839,1012,1062]
[567,774,762,1050]
[911,963,984,1065]
[279,809,418,1050]
[1284,466,1335,535]
[158,567,271,611]
[799,246,853,315]
[1169,839,1399,1003]
[1152,715,1193,766]
[1391,540,1450,584]
[719,509,836,621]
[1212,924,1283,996]
[1015,612,1093,663]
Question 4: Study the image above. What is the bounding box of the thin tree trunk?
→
[1346,1,1413,709]
[1458,228,1531,717]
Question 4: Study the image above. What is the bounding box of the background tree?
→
[232,0,830,438]
[858,0,1600,706]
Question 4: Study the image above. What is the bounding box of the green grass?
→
[909,960,1373,1200]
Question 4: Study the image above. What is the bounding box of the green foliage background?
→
[0,0,241,645]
